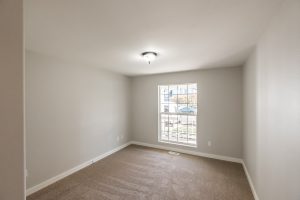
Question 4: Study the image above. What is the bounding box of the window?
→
[158,83,197,147]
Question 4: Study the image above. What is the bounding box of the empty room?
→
[1,0,300,199]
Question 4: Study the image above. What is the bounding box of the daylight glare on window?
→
[158,83,197,147]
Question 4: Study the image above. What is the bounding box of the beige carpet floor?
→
[27,145,254,200]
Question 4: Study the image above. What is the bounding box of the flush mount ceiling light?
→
[141,51,158,64]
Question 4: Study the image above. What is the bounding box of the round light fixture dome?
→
[141,51,158,64]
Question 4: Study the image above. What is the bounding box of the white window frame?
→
[158,83,197,148]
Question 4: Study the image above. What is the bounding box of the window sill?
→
[158,140,197,148]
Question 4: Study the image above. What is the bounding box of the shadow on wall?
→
[200,46,255,69]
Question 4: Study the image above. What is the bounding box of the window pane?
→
[188,93,197,104]
[177,94,188,104]
[178,104,196,114]
[161,114,168,122]
[178,84,187,94]
[188,126,196,134]
[169,124,177,134]
[178,126,187,136]
[169,116,176,126]
[169,95,177,104]
[178,132,187,143]
[161,132,169,140]
[187,104,197,114]
[188,124,196,143]
[160,94,169,104]
[161,104,169,113]
[161,120,168,130]
[169,132,178,142]
[188,84,197,94]
[178,115,187,143]
[168,104,178,113]
[169,85,178,96]
[188,138,196,145]
[163,120,173,128]
[188,116,196,126]
[178,115,188,125]
[160,86,169,94]
[168,115,178,125]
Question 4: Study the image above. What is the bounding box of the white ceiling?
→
[25,0,282,76]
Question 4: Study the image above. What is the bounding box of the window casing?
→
[158,83,197,147]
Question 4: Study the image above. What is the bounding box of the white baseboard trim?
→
[131,141,243,164]
[242,161,259,200]
[26,142,131,196]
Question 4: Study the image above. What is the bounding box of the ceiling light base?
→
[141,52,158,64]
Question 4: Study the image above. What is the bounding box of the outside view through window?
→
[158,83,197,147]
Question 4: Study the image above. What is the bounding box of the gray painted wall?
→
[131,67,243,158]
[243,0,300,199]
[0,0,24,199]
[25,51,131,188]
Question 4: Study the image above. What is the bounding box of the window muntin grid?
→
[158,83,197,147]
